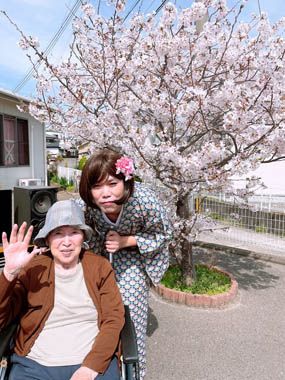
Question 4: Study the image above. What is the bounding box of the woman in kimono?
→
[77,149,172,379]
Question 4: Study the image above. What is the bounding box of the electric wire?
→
[144,0,157,14]
[154,0,168,15]
[124,0,168,21]
[124,0,143,21]
[14,0,168,93]
[13,0,82,93]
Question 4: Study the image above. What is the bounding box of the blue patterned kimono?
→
[77,183,172,379]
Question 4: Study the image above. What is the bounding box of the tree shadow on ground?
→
[193,247,280,291]
[147,306,158,337]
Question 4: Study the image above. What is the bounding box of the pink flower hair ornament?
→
[115,156,134,181]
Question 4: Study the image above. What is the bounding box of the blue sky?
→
[0,0,284,193]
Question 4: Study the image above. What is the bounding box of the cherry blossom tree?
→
[3,0,285,284]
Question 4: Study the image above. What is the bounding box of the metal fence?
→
[214,192,285,213]
[147,178,285,255]
[196,194,285,255]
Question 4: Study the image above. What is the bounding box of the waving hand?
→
[2,222,42,281]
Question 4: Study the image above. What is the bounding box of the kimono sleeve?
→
[135,187,172,286]
[135,188,172,255]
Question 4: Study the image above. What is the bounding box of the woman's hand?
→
[2,222,42,281]
[70,366,98,380]
[105,230,122,253]
[105,230,137,253]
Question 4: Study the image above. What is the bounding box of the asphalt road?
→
[145,249,285,380]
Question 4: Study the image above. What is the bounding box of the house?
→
[0,88,47,189]
[46,131,61,158]
[46,131,78,169]
[0,88,47,236]
[78,141,91,159]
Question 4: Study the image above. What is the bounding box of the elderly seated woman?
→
[0,200,125,380]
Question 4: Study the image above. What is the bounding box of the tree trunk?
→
[181,241,196,286]
[176,194,197,286]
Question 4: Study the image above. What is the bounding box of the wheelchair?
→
[0,305,139,380]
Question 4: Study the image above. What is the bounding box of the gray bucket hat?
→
[33,200,93,247]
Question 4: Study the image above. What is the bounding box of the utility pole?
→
[195,0,208,34]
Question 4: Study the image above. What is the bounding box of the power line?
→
[13,0,82,93]
[154,0,168,15]
[124,0,143,21]
[124,0,168,21]
[144,0,157,14]
[14,0,168,93]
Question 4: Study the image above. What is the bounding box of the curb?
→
[195,240,285,266]
[153,266,238,308]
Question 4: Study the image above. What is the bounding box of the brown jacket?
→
[0,250,125,375]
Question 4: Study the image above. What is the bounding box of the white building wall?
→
[0,96,46,190]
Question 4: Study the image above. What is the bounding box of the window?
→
[0,114,29,166]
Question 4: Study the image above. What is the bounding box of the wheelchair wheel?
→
[121,361,139,380]
[0,354,12,380]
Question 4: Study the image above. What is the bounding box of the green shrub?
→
[51,174,60,184]
[255,225,268,233]
[48,163,58,179]
[161,264,231,295]
[51,176,74,190]
[78,156,87,171]
[59,177,68,189]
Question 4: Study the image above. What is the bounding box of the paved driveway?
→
[145,250,285,380]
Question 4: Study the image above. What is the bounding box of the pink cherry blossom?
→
[6,0,285,280]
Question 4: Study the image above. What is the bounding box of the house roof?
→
[0,87,31,104]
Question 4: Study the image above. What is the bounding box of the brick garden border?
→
[153,266,238,308]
